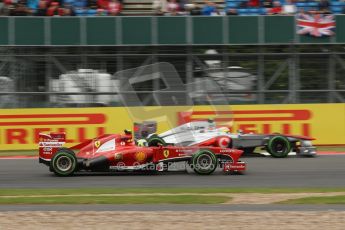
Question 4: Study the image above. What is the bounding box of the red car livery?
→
[39,130,246,176]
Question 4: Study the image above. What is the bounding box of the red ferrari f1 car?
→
[39,130,246,176]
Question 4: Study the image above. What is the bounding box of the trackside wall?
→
[0,103,344,150]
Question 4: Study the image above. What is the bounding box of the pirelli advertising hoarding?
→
[0,103,344,150]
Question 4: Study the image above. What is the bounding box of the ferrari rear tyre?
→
[147,135,167,147]
[51,149,77,176]
[267,136,291,158]
[192,150,217,175]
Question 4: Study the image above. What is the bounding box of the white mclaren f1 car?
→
[134,120,317,158]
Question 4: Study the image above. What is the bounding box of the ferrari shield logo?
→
[163,150,169,158]
[94,140,101,148]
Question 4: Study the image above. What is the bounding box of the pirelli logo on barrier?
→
[0,104,344,150]
[0,113,107,146]
[178,110,312,136]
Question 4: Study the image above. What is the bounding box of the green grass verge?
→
[0,195,228,205]
[1,188,345,196]
[278,195,345,205]
[0,150,37,157]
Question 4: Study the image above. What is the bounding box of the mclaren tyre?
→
[50,148,78,176]
[192,150,218,175]
[266,136,292,158]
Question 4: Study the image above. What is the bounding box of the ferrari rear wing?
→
[38,132,66,163]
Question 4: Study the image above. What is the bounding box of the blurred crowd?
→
[0,0,343,16]
[153,0,339,16]
[0,0,122,16]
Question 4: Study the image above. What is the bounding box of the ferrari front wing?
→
[223,161,246,172]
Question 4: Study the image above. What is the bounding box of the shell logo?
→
[114,153,123,160]
[135,151,147,162]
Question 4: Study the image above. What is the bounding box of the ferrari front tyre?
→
[51,149,77,176]
[147,134,167,147]
[266,136,292,158]
[192,150,217,175]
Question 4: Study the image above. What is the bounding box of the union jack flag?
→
[297,13,336,37]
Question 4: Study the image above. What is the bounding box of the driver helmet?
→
[218,127,230,133]
[124,129,132,135]
[137,139,148,147]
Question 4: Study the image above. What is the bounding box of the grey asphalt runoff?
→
[1,204,345,212]
[0,155,345,188]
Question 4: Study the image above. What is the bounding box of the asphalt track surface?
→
[1,155,345,188]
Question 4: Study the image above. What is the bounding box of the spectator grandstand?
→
[0,0,344,16]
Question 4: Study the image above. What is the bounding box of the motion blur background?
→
[1,1,345,108]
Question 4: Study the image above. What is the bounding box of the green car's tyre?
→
[192,150,218,175]
[50,148,77,176]
[266,136,292,158]
[147,134,167,147]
